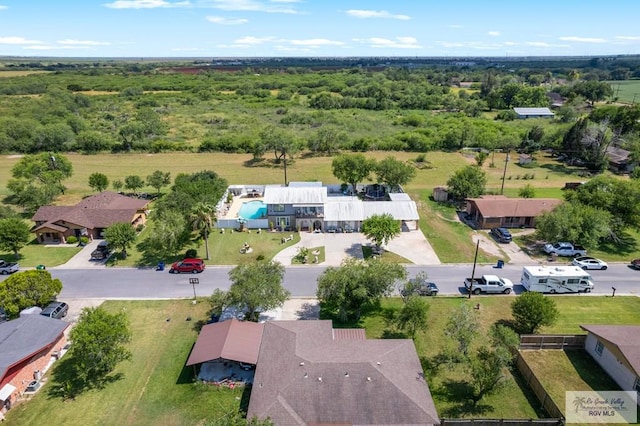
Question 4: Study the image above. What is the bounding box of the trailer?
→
[521,265,594,294]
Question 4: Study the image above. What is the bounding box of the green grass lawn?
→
[361,245,412,263]
[608,80,640,104]
[0,240,81,267]
[323,295,640,419]
[291,246,325,265]
[4,300,245,426]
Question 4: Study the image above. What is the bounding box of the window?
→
[273,204,285,212]
[539,278,548,284]
[276,217,290,228]
[568,278,579,284]
[595,340,604,356]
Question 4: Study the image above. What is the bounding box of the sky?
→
[1,0,640,58]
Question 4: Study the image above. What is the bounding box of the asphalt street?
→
[3,263,635,300]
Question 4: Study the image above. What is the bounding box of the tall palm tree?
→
[189,202,216,260]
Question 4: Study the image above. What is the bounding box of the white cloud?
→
[353,37,421,49]
[0,36,43,45]
[559,36,606,43]
[170,47,205,51]
[104,0,190,8]
[57,39,112,46]
[210,0,299,14]
[0,5,8,10]
[289,38,344,46]
[24,45,90,50]
[615,36,640,41]
[488,31,500,37]
[448,24,463,29]
[234,36,277,45]
[275,46,311,52]
[504,41,517,46]
[346,9,410,20]
[206,15,248,24]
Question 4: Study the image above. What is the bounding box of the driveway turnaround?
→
[54,239,110,269]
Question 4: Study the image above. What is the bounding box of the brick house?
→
[0,315,68,415]
[465,195,562,229]
[31,191,149,244]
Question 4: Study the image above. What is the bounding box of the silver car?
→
[572,256,608,270]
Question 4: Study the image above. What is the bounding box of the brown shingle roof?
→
[332,328,366,340]
[31,191,149,232]
[467,197,562,218]
[247,320,439,426]
[580,325,640,376]
[186,319,264,366]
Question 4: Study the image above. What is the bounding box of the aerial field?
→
[608,80,640,103]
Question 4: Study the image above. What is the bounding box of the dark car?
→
[90,241,111,260]
[490,227,512,243]
[631,259,640,270]
[169,258,205,274]
[40,301,68,319]
[401,282,439,297]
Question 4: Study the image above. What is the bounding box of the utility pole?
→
[282,148,288,186]
[500,149,510,195]
[468,239,480,299]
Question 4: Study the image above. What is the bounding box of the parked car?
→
[543,242,587,257]
[90,241,111,260]
[630,259,640,270]
[401,281,439,297]
[490,227,512,243]
[0,259,19,275]
[572,256,608,270]
[169,258,205,274]
[40,301,68,319]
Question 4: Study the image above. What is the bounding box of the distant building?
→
[513,107,555,119]
[606,145,635,173]
[518,154,533,165]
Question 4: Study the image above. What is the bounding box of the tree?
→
[104,222,137,258]
[209,289,228,319]
[444,303,479,359]
[112,179,124,193]
[467,346,508,405]
[0,270,63,318]
[157,170,228,216]
[124,175,144,195]
[69,306,132,387]
[308,127,344,155]
[88,172,109,192]
[395,296,429,339]
[189,202,216,260]
[375,156,416,192]
[7,152,73,211]
[573,80,613,105]
[0,218,31,257]
[535,202,611,248]
[227,261,289,322]
[518,184,535,198]
[331,154,375,193]
[361,214,401,249]
[446,165,487,200]
[144,210,189,257]
[316,258,406,322]
[146,170,171,195]
[511,292,559,334]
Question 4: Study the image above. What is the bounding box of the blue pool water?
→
[238,200,267,220]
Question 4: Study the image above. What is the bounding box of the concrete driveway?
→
[273,230,440,266]
[54,239,110,269]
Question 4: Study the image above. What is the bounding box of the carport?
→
[186,319,264,383]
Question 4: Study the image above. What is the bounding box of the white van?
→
[521,265,594,293]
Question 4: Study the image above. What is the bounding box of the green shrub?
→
[80,236,89,244]
[66,236,78,244]
[185,249,198,259]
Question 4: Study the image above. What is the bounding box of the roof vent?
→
[317,377,322,382]
[376,361,381,365]
[299,362,304,366]
[366,377,371,382]
[344,372,349,377]
[303,373,308,378]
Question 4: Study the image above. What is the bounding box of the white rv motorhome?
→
[521,265,595,293]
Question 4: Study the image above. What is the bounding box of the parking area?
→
[53,239,110,269]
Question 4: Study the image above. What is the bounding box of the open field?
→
[608,80,640,104]
[0,70,51,77]
[4,300,246,426]
[324,295,640,419]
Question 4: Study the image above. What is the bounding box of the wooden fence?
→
[519,334,586,350]
[514,352,564,420]
[441,419,562,426]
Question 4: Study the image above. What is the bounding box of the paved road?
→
[4,263,634,300]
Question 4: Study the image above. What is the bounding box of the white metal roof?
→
[263,186,327,205]
[523,265,591,277]
[513,107,554,116]
[388,193,411,201]
[324,199,419,221]
[288,181,323,188]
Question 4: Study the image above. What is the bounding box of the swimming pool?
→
[238,200,267,220]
